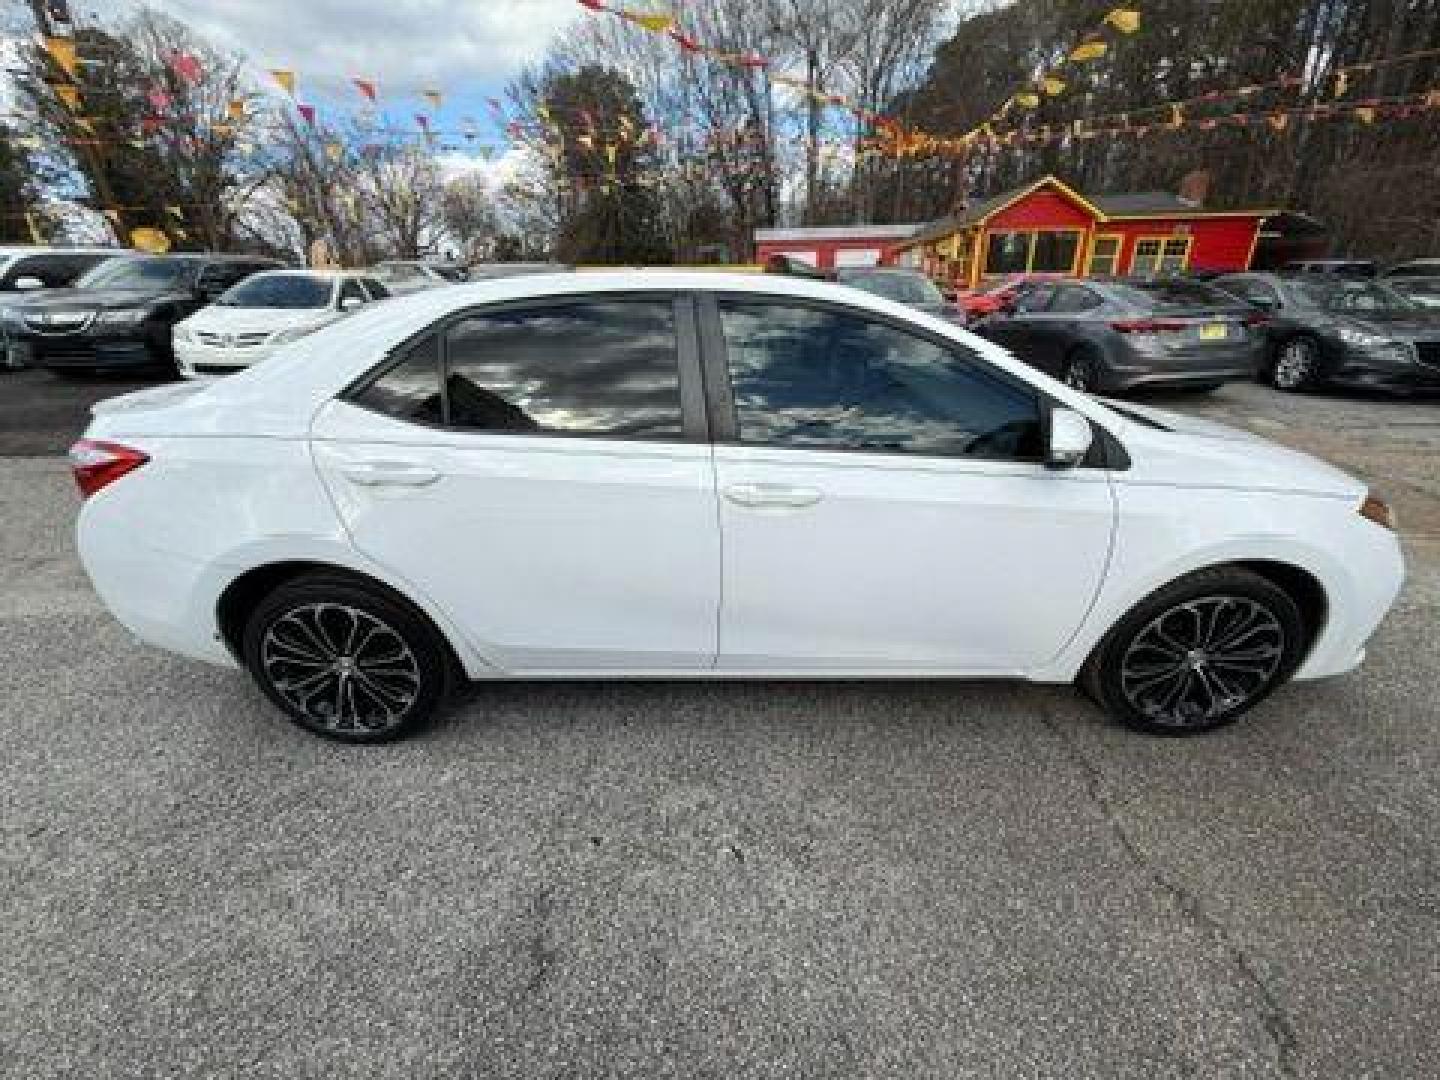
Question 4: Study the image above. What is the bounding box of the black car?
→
[0,247,132,368]
[978,277,1258,394]
[17,253,280,374]
[1213,273,1440,393]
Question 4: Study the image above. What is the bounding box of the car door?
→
[981,281,1058,369]
[702,294,1115,674]
[1018,283,1104,377]
[309,292,721,673]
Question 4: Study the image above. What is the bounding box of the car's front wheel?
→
[1061,348,1102,394]
[241,573,452,742]
[1082,567,1305,735]
[1270,337,1318,391]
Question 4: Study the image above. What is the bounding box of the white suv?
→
[70,272,1403,742]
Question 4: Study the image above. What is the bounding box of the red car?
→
[954,274,1069,323]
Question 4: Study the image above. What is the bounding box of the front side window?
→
[718,300,1043,461]
[1050,285,1102,313]
[444,297,683,437]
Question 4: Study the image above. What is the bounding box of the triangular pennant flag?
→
[1103,8,1140,34]
[1069,40,1108,63]
[168,51,202,84]
[165,204,183,219]
[44,36,79,79]
[423,89,442,111]
[101,208,119,223]
[1041,77,1065,96]
[212,122,234,136]
[1355,106,1375,124]
[1014,92,1040,108]
[416,113,430,130]
[147,87,171,112]
[297,103,315,125]
[270,69,295,96]
[1169,103,1185,128]
[227,98,246,121]
[325,141,343,161]
[352,78,377,102]
[670,30,701,52]
[1333,71,1348,97]
[1267,113,1289,131]
[621,11,675,33]
[55,83,81,111]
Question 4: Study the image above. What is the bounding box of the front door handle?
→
[724,482,823,509]
[338,461,442,487]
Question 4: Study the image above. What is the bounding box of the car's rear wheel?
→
[1270,337,1318,391]
[1061,348,1102,393]
[1082,567,1305,736]
[241,573,452,742]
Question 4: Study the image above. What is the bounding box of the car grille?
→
[1415,341,1440,371]
[195,330,271,348]
[23,310,96,335]
[193,363,245,374]
[34,340,151,367]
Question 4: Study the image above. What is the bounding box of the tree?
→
[441,172,500,261]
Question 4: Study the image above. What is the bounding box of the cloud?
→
[136,0,580,98]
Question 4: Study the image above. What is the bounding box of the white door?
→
[310,295,719,673]
[709,297,1115,674]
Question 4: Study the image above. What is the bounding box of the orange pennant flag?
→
[1069,40,1108,63]
[227,99,246,121]
[55,83,81,111]
[1267,113,1289,131]
[353,78,377,102]
[44,35,79,79]
[270,69,296,96]
[1355,106,1375,124]
[1104,8,1140,34]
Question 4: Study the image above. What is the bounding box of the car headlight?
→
[270,326,315,345]
[94,309,150,327]
[172,323,193,343]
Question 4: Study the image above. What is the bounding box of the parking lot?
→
[3,370,1439,1078]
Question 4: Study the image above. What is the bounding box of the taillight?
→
[68,439,149,499]
[1110,319,1186,334]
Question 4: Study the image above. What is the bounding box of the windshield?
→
[1294,279,1420,312]
[77,256,197,291]
[840,271,944,306]
[1108,279,1239,309]
[217,274,333,309]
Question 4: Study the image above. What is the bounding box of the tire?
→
[1061,347,1104,394]
[241,573,453,743]
[1080,567,1306,736]
[1270,337,1318,392]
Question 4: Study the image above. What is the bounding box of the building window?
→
[1086,234,1122,276]
[985,230,1081,275]
[1131,235,1191,276]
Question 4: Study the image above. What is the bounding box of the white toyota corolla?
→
[70,272,1404,742]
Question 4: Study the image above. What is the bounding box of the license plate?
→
[1199,323,1228,340]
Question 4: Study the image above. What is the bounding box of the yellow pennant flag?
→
[1169,104,1185,128]
[622,12,677,34]
[55,83,81,111]
[1267,113,1289,131]
[424,89,442,111]
[130,227,170,253]
[605,143,617,166]
[1104,8,1140,35]
[325,141,343,161]
[1041,76,1066,96]
[1070,40,1108,63]
[166,205,184,219]
[1333,71,1347,97]
[270,69,296,96]
[74,116,94,134]
[45,36,80,79]
[1355,106,1375,124]
[227,99,246,121]
[212,122,234,136]
[1014,92,1041,108]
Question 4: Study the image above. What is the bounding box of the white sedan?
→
[173,269,388,377]
[70,272,1404,742]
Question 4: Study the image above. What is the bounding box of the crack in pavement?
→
[1039,707,1299,1078]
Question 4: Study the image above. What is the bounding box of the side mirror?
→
[14,276,45,291]
[339,294,364,311]
[1046,408,1094,469]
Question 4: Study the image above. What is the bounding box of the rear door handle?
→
[338,461,442,487]
[724,482,823,509]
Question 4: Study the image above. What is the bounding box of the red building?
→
[887,175,1270,288]
[752,223,925,271]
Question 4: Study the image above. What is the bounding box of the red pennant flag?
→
[147,87,172,112]
[352,78,377,102]
[738,53,768,68]
[297,103,316,125]
[167,51,202,84]
[577,0,606,9]
[670,30,701,52]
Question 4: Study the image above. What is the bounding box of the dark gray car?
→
[1214,272,1440,393]
[978,278,1259,394]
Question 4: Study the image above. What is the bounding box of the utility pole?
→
[26,0,126,243]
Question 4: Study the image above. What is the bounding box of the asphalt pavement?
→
[2,373,1438,1078]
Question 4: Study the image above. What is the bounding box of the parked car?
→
[173,270,389,379]
[978,277,1258,393]
[467,262,573,280]
[1383,258,1440,279]
[16,253,281,375]
[1386,277,1440,309]
[1280,259,1377,278]
[70,271,1401,742]
[0,247,131,368]
[953,273,1067,324]
[832,266,964,322]
[369,260,470,295]
[1213,273,1440,392]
